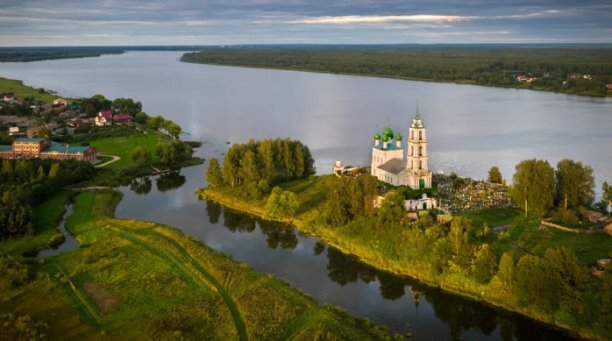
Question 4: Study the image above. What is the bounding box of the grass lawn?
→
[0,191,71,256]
[94,155,114,165]
[0,77,56,102]
[90,133,168,170]
[1,190,396,340]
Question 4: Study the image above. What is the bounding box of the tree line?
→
[206,138,315,199]
[182,46,612,96]
[0,159,95,239]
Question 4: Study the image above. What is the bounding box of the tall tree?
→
[556,159,595,209]
[240,150,260,185]
[497,252,515,290]
[376,191,405,227]
[511,159,556,217]
[257,139,275,183]
[471,244,498,284]
[602,181,612,211]
[206,158,224,188]
[488,166,502,184]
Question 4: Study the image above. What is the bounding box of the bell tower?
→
[406,106,432,189]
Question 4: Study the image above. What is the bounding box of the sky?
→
[1,0,611,46]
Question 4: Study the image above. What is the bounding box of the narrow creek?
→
[38,204,79,258]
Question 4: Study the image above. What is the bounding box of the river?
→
[2,51,609,339]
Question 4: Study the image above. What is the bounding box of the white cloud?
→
[289,15,474,25]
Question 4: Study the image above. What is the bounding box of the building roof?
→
[374,142,400,151]
[15,138,45,143]
[383,127,394,139]
[377,158,406,175]
[0,145,11,152]
[113,113,132,121]
[44,142,90,154]
[98,111,112,120]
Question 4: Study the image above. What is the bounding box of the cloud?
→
[289,14,474,25]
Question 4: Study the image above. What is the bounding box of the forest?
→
[181,45,612,96]
[0,159,95,239]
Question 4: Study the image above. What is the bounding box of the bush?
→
[550,208,580,226]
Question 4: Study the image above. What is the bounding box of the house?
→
[404,193,438,211]
[27,126,42,138]
[2,93,15,102]
[53,98,68,106]
[606,84,612,90]
[8,126,24,137]
[113,113,132,125]
[95,110,113,126]
[516,75,536,83]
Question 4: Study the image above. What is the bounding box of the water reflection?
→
[129,177,152,195]
[211,202,572,341]
[155,171,186,192]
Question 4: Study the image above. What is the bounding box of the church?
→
[370,109,432,189]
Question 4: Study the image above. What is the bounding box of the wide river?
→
[2,51,610,340]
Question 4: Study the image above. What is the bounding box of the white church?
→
[371,109,433,189]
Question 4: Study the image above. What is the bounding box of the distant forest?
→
[181,45,612,96]
[0,46,203,62]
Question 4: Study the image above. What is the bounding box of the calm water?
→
[115,165,571,340]
[2,51,608,339]
[0,51,610,189]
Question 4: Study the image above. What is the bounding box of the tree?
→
[240,150,259,185]
[555,159,594,209]
[36,166,45,180]
[257,139,275,183]
[376,191,405,227]
[36,127,51,139]
[156,143,174,165]
[47,163,59,178]
[488,166,502,184]
[206,158,223,187]
[112,97,142,116]
[167,122,182,139]
[511,159,556,217]
[472,244,498,284]
[134,112,149,124]
[602,181,612,212]
[147,116,165,130]
[131,146,152,164]
[515,255,560,313]
[497,252,515,289]
[265,187,298,219]
[448,217,470,256]
[1,160,12,175]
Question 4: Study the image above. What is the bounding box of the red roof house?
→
[95,111,113,126]
[113,113,132,125]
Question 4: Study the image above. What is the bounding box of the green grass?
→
[0,77,56,102]
[511,224,611,264]
[89,133,169,170]
[94,155,114,165]
[0,191,71,256]
[458,207,525,228]
[1,190,396,340]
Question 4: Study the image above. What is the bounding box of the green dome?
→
[395,132,402,141]
[381,134,390,142]
[374,132,381,140]
[383,127,394,139]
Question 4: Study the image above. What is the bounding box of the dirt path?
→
[95,154,120,168]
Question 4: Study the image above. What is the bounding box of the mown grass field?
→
[89,134,167,170]
[1,190,397,340]
[0,77,56,102]
[0,191,71,256]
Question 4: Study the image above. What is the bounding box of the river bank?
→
[0,190,400,340]
[199,186,605,340]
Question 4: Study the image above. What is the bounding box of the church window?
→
[419,131,422,140]
[419,146,422,156]
[419,160,422,169]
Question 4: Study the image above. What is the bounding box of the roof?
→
[44,142,90,154]
[113,113,132,121]
[0,145,12,152]
[377,158,406,175]
[98,111,112,119]
[15,138,45,143]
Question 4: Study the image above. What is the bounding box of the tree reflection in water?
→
[155,171,186,192]
[129,176,152,195]
[206,201,221,224]
[208,202,572,341]
[258,221,298,250]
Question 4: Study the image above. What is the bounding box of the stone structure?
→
[371,109,432,189]
[0,138,97,163]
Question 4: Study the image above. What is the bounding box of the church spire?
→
[415,100,420,120]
